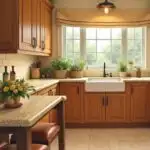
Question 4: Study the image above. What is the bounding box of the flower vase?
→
[4,97,22,109]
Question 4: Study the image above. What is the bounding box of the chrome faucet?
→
[103,62,112,77]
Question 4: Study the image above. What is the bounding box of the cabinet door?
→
[84,93,105,123]
[106,93,127,122]
[40,0,45,51]
[19,0,33,51]
[130,83,149,122]
[44,4,52,54]
[59,83,83,123]
[0,0,18,52]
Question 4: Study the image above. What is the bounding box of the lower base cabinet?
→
[84,93,127,123]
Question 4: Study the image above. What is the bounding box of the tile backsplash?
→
[0,54,37,80]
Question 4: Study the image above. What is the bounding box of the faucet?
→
[103,62,107,77]
[103,62,112,77]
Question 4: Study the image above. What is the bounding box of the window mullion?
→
[122,28,127,62]
[80,28,86,61]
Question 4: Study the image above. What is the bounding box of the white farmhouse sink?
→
[85,77,125,92]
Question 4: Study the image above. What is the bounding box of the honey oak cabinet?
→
[0,0,53,55]
[84,93,105,123]
[59,82,84,123]
[127,82,149,123]
[36,84,57,123]
[84,92,127,123]
[105,93,127,122]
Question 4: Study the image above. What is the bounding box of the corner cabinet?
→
[59,82,84,124]
[0,0,53,56]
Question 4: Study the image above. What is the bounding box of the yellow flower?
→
[10,85,16,91]
[3,86,9,92]
[18,86,23,91]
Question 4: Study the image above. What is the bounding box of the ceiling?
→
[55,0,150,9]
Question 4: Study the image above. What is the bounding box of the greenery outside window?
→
[63,26,146,68]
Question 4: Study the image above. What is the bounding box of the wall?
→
[0,54,37,80]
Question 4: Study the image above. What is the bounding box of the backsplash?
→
[0,54,37,80]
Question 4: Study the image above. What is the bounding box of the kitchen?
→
[0,0,150,150]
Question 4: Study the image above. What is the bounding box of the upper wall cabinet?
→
[0,0,53,56]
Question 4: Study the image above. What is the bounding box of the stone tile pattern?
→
[51,128,150,150]
[0,54,37,80]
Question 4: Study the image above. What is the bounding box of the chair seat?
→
[11,123,60,145]
[6,144,48,150]
[31,123,60,144]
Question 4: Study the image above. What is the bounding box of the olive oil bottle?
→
[10,66,16,81]
[3,66,9,82]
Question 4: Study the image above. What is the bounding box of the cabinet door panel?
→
[130,83,148,122]
[44,5,52,54]
[0,0,18,51]
[84,93,105,123]
[59,83,82,123]
[106,94,126,122]
[19,0,33,51]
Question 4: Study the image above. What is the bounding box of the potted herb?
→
[0,79,35,108]
[51,58,71,79]
[70,60,85,78]
[118,61,127,77]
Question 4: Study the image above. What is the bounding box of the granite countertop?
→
[0,96,66,127]
[122,77,150,82]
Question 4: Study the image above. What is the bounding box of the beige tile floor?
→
[51,128,150,150]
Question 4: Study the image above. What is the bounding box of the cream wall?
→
[0,54,37,80]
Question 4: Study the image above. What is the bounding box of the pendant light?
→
[97,0,116,14]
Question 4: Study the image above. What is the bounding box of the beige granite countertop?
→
[0,96,66,127]
[122,77,150,82]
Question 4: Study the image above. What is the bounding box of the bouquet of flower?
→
[0,79,35,103]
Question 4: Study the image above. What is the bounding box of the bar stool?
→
[5,144,48,150]
[11,123,60,149]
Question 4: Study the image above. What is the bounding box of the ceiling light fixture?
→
[97,0,116,14]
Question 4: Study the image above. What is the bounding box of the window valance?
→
[56,8,150,27]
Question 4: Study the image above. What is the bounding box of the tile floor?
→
[51,128,150,150]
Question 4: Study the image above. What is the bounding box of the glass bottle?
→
[10,66,16,81]
[3,66,9,82]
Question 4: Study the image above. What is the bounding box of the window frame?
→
[63,26,146,69]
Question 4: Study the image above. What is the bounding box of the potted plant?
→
[51,58,71,79]
[70,60,85,78]
[118,61,127,77]
[0,79,35,108]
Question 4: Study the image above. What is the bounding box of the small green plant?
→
[118,61,127,72]
[70,60,85,71]
[51,58,71,70]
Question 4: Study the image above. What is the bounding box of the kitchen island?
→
[0,96,66,150]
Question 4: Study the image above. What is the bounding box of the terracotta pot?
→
[31,68,40,79]
[5,98,15,105]
[70,71,83,78]
[54,70,67,79]
[119,72,127,78]
[4,97,22,109]
[14,97,21,104]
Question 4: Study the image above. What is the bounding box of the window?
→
[63,26,145,68]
